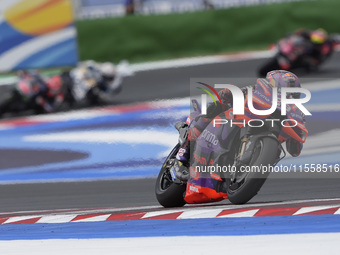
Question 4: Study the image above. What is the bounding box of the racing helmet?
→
[81,61,102,83]
[266,70,301,98]
[100,62,116,81]
[310,28,328,44]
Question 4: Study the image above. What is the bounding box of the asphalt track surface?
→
[0,53,340,214]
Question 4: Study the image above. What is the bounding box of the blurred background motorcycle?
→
[258,28,340,76]
[0,70,68,118]
[62,60,133,106]
[0,60,132,118]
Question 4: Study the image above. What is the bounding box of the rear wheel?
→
[155,144,186,208]
[227,137,279,205]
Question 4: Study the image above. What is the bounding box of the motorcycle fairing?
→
[184,113,240,204]
[278,106,308,143]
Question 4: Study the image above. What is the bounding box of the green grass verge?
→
[76,0,340,63]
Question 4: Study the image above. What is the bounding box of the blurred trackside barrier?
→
[75,0,340,63]
[73,0,306,19]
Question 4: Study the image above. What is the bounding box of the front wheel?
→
[155,144,187,208]
[227,137,279,205]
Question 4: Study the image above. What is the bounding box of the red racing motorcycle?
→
[258,33,340,76]
[0,72,70,118]
[155,80,308,207]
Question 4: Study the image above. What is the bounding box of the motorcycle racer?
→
[292,28,333,71]
[258,28,338,76]
[174,70,305,181]
[16,70,54,113]
[65,60,128,104]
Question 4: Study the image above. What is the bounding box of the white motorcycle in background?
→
[66,60,133,105]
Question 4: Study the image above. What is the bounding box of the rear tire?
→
[227,137,279,205]
[155,144,186,208]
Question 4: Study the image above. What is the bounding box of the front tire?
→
[155,144,187,208]
[227,137,279,205]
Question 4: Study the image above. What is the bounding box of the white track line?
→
[1,198,340,218]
